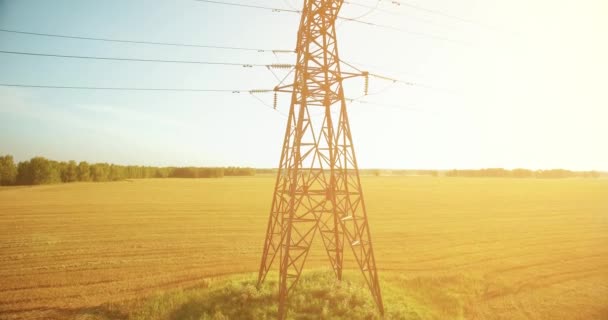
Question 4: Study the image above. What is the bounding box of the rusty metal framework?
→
[256,0,383,318]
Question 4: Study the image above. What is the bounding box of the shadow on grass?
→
[65,305,129,320]
[63,270,495,320]
[153,271,424,320]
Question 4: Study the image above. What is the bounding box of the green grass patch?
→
[121,270,473,320]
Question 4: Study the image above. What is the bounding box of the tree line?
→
[445,168,601,179]
[0,155,255,186]
[1,155,602,186]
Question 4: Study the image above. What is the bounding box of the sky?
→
[0,0,606,170]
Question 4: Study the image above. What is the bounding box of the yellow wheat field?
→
[0,176,607,319]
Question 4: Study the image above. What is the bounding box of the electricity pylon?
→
[256,0,383,319]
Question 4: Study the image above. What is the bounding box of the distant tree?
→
[198,168,224,178]
[446,169,458,177]
[143,166,155,178]
[0,155,17,186]
[49,161,63,183]
[56,161,67,182]
[413,170,438,177]
[154,168,170,178]
[512,168,533,178]
[26,157,57,185]
[90,163,110,182]
[171,167,197,178]
[62,161,78,182]
[78,161,90,181]
[169,167,224,178]
[16,161,32,185]
[536,169,573,179]
[124,165,145,179]
[109,165,126,181]
[224,167,256,176]
[481,168,509,177]
[582,171,600,178]
[90,165,101,182]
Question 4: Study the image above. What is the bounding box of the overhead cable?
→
[0,28,294,53]
[0,50,294,69]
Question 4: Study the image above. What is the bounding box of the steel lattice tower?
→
[257,0,384,318]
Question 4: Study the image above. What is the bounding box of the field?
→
[0,176,607,319]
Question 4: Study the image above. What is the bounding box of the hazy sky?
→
[1,0,606,170]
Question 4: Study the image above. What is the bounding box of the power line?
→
[357,0,494,30]
[0,83,286,117]
[339,57,455,95]
[196,0,299,13]
[338,16,469,44]
[348,98,428,113]
[369,73,412,86]
[343,0,465,31]
[340,58,434,91]
[195,0,467,43]
[368,72,456,94]
[341,0,380,21]
[0,49,436,91]
[0,51,448,95]
[340,58,455,93]
[0,50,294,68]
[0,84,432,115]
[280,0,299,11]
[249,92,289,117]
[0,83,272,93]
[0,28,294,53]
